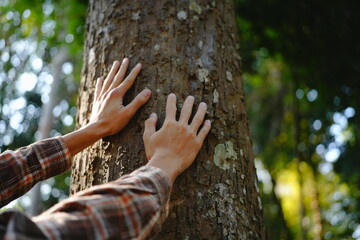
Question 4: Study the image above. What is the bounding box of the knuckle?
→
[122,107,131,117]
[192,118,201,127]
[202,123,209,131]
[184,128,195,138]
[182,107,191,113]
[109,89,118,98]
[165,119,176,126]
[135,92,147,104]
[99,94,107,102]
[139,92,148,102]
[145,118,153,126]
[179,123,188,131]
[195,139,203,147]
[201,125,209,133]
[121,78,130,86]
[193,113,202,121]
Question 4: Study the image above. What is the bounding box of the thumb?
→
[125,89,151,116]
[143,113,157,141]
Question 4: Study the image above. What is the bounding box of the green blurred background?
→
[1,0,359,239]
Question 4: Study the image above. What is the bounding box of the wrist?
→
[82,120,109,139]
[63,121,108,157]
[146,153,180,184]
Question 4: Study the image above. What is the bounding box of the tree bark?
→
[71,0,265,239]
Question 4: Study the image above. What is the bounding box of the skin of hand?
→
[63,58,151,156]
[144,94,211,184]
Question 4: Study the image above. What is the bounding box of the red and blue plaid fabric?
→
[0,137,171,239]
[0,137,71,208]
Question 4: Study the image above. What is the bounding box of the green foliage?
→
[0,0,87,211]
[2,0,360,239]
[236,0,360,239]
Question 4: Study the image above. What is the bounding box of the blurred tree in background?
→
[0,0,86,211]
[1,0,360,239]
[235,0,360,239]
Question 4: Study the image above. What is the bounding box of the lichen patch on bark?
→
[88,48,95,65]
[131,11,140,20]
[213,89,219,103]
[177,10,187,20]
[213,141,238,170]
[226,71,233,82]
[189,0,202,15]
[197,68,210,83]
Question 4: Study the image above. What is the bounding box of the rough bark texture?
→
[71,0,265,239]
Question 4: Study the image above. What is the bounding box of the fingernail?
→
[200,102,207,107]
[144,89,151,97]
[169,93,176,97]
[122,58,128,63]
[150,112,157,118]
[188,95,195,101]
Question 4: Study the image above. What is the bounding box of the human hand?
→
[143,94,211,183]
[88,58,151,137]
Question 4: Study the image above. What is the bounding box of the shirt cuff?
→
[33,136,72,180]
[117,165,172,207]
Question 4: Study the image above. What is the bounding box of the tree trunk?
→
[70,0,265,239]
[270,175,294,240]
[28,47,68,216]
[309,167,323,240]
[292,80,308,240]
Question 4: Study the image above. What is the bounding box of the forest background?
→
[0,0,359,239]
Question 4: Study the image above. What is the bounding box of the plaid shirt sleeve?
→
[31,166,171,240]
[0,137,72,208]
[0,166,171,240]
[0,138,171,239]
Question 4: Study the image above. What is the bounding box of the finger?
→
[117,63,142,96]
[165,93,177,121]
[124,89,152,117]
[109,58,129,90]
[190,102,207,131]
[197,119,211,142]
[143,112,158,141]
[179,95,195,124]
[94,77,103,100]
[101,61,121,95]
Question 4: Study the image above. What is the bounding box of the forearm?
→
[62,122,107,157]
